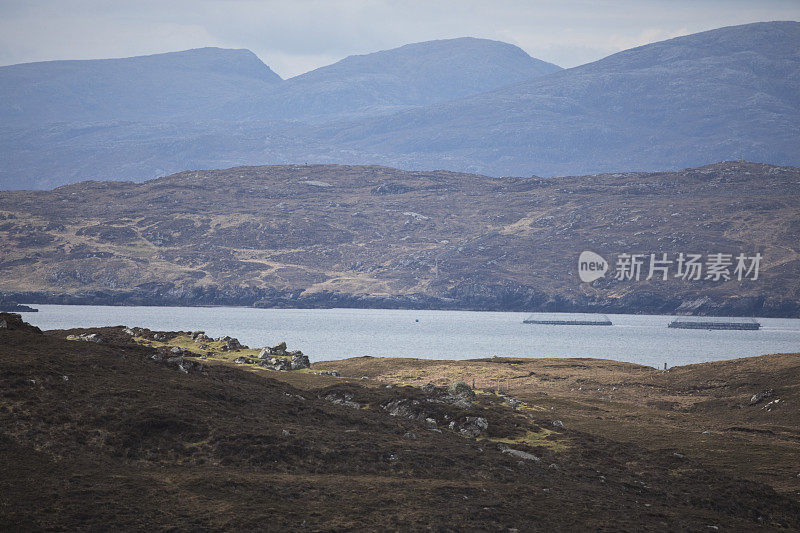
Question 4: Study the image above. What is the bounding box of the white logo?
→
[578,251,608,283]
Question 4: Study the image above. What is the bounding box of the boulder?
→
[459,416,488,438]
[447,381,476,400]
[499,444,541,462]
[269,342,287,356]
[291,352,310,370]
[234,356,253,364]
[504,396,521,410]
[261,358,291,371]
[0,313,42,334]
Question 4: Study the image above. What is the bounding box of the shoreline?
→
[10,293,800,319]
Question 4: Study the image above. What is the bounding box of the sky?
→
[1,0,799,78]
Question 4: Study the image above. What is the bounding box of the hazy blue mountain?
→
[325,21,800,176]
[1,22,798,189]
[229,37,562,120]
[0,47,282,126]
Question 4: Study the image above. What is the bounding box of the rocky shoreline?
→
[5,287,800,318]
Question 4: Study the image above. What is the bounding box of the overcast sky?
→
[1,0,798,78]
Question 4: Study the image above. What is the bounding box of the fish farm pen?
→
[667,317,761,330]
[523,313,613,326]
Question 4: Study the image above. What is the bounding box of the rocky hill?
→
[228,37,562,121]
[331,21,800,176]
[0,38,559,189]
[0,47,283,126]
[2,314,799,529]
[1,22,798,189]
[0,161,798,316]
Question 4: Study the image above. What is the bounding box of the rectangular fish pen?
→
[523,313,612,326]
[667,316,761,330]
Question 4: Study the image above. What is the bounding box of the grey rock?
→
[553,420,565,428]
[290,352,310,370]
[500,446,541,462]
[447,381,476,400]
[459,416,489,438]
[268,341,287,356]
[750,389,775,405]
[504,396,520,409]
[324,392,361,409]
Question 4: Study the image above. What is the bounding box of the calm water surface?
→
[19,305,800,368]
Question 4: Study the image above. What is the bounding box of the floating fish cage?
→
[523,313,613,326]
[667,316,761,330]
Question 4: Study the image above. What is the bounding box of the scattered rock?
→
[66,333,104,343]
[324,391,361,409]
[553,420,565,428]
[320,370,340,377]
[750,389,774,405]
[234,356,253,364]
[217,336,244,351]
[383,398,421,419]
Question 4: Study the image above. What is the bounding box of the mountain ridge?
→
[0,21,798,189]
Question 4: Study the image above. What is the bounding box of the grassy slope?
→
[2,318,800,530]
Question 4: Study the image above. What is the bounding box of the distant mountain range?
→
[1,22,798,189]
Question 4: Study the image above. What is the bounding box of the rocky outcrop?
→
[66,333,105,343]
[0,312,42,334]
